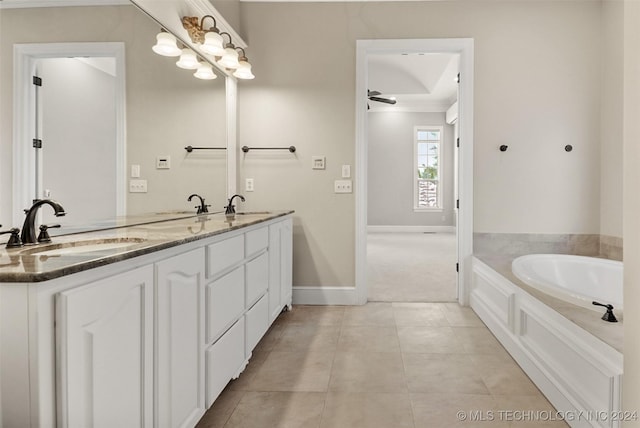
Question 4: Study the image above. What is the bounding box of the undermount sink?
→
[235,211,272,215]
[20,237,146,256]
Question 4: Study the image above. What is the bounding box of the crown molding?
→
[0,0,128,9]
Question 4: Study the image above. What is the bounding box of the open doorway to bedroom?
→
[366,52,460,302]
[354,38,474,306]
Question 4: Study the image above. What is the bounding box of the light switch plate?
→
[312,156,326,170]
[341,165,351,178]
[131,164,140,178]
[156,156,171,169]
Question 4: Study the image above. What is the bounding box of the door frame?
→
[12,42,126,225]
[355,38,474,305]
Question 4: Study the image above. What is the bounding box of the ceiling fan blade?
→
[369,96,396,105]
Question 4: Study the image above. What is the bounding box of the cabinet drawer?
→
[245,227,268,257]
[246,252,269,307]
[205,317,245,408]
[206,267,245,344]
[207,235,244,279]
[245,294,269,354]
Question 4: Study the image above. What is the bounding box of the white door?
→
[56,265,154,428]
[37,57,118,225]
[156,249,205,428]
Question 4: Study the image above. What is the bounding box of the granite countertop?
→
[0,211,293,283]
[474,253,623,353]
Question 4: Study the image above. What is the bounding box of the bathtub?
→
[511,254,623,313]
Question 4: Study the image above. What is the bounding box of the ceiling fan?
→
[367,90,396,110]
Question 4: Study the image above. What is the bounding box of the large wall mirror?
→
[0,3,227,230]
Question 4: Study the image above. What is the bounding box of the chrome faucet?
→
[21,199,66,245]
[188,194,210,214]
[225,194,245,217]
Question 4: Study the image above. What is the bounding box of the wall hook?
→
[565,145,573,152]
[499,145,508,152]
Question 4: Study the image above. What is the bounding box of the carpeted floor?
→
[367,232,457,302]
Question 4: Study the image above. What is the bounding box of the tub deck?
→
[471,254,623,428]
[475,253,622,352]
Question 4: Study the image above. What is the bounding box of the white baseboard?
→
[367,225,456,233]
[292,286,358,305]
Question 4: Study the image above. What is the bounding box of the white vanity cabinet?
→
[0,214,293,428]
[155,248,206,428]
[268,218,293,323]
[56,265,154,428]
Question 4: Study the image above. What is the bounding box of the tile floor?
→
[196,302,568,428]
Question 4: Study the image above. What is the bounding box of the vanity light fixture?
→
[217,32,240,69]
[182,14,255,77]
[182,15,227,57]
[176,48,199,69]
[152,29,181,57]
[194,62,217,80]
[232,48,255,80]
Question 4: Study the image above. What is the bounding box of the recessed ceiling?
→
[368,52,459,113]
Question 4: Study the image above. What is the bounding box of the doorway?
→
[354,38,474,306]
[12,42,126,227]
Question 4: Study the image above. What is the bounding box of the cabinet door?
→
[56,265,154,428]
[268,222,282,323]
[280,218,293,308]
[156,248,205,428]
[269,219,293,323]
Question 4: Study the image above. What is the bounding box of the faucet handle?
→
[37,224,61,243]
[0,228,23,248]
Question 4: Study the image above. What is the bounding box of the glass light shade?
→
[200,32,225,56]
[176,48,199,69]
[233,60,255,79]
[152,32,181,57]
[194,63,217,80]
[217,47,240,69]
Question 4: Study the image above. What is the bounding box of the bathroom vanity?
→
[0,211,293,428]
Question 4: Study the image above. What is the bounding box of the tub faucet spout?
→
[592,301,618,323]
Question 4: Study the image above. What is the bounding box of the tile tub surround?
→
[600,235,623,261]
[474,254,623,353]
[196,303,568,428]
[0,211,293,282]
[473,233,600,257]
[473,233,623,261]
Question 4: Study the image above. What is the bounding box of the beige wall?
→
[623,0,640,420]
[601,0,624,239]
[0,5,227,227]
[239,0,604,287]
[211,0,242,36]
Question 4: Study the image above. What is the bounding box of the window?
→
[414,126,443,211]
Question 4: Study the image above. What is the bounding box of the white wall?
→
[623,0,640,420]
[239,0,603,287]
[367,111,455,227]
